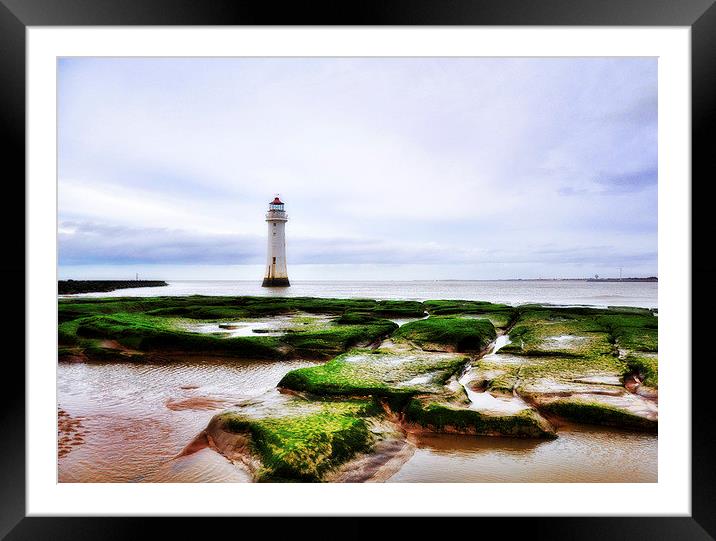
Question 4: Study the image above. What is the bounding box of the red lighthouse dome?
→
[269,195,285,212]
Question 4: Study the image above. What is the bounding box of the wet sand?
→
[58,408,86,459]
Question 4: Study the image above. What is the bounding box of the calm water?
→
[390,429,656,483]
[58,359,319,482]
[62,279,657,308]
[58,280,657,483]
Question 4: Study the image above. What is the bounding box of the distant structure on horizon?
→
[262,196,290,287]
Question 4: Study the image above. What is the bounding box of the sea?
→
[62,279,658,309]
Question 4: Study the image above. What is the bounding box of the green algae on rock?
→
[484,304,659,431]
[278,348,468,406]
[206,399,387,482]
[624,351,658,389]
[501,310,613,358]
[277,346,561,440]
[280,320,397,358]
[537,397,657,432]
[502,307,657,357]
[60,296,425,322]
[58,300,398,361]
[402,397,556,438]
[71,312,285,359]
[422,300,517,329]
[393,316,497,352]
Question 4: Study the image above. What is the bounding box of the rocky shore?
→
[57,295,658,481]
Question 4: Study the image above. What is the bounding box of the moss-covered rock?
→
[59,296,427,322]
[374,300,427,318]
[281,320,397,358]
[489,305,659,431]
[402,397,556,438]
[624,351,658,388]
[515,367,658,432]
[423,300,517,329]
[73,313,285,358]
[501,309,613,357]
[598,314,658,352]
[209,399,382,482]
[502,307,657,358]
[537,397,657,432]
[514,354,627,382]
[278,349,468,407]
[392,316,497,352]
[59,306,397,361]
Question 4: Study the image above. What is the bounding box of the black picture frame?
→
[3,0,713,538]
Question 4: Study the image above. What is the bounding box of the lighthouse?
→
[262,196,290,287]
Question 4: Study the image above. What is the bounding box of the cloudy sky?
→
[58,57,657,280]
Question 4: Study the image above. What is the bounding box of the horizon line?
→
[58,277,658,283]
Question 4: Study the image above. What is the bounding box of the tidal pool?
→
[181,313,333,338]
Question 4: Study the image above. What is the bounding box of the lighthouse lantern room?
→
[262,196,290,287]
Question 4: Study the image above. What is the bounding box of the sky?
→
[58,57,657,280]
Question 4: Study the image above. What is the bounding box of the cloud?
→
[59,221,476,265]
[58,57,658,278]
[59,220,655,277]
[59,222,263,265]
[596,167,657,193]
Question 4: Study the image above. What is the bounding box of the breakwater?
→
[59,280,168,295]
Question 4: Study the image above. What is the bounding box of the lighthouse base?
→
[262,277,290,287]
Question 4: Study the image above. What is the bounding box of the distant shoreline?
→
[584,277,657,283]
[58,278,659,284]
[59,280,168,295]
[435,278,657,283]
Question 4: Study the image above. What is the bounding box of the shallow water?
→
[183,320,286,337]
[388,427,657,483]
[491,335,512,354]
[461,387,531,414]
[458,335,532,415]
[390,317,425,327]
[57,358,319,482]
[61,279,657,308]
[183,313,332,338]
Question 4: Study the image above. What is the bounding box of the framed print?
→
[3,0,715,538]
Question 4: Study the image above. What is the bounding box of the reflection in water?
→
[182,314,333,338]
[388,426,657,483]
[184,320,287,337]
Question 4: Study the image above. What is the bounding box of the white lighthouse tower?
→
[262,196,290,287]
